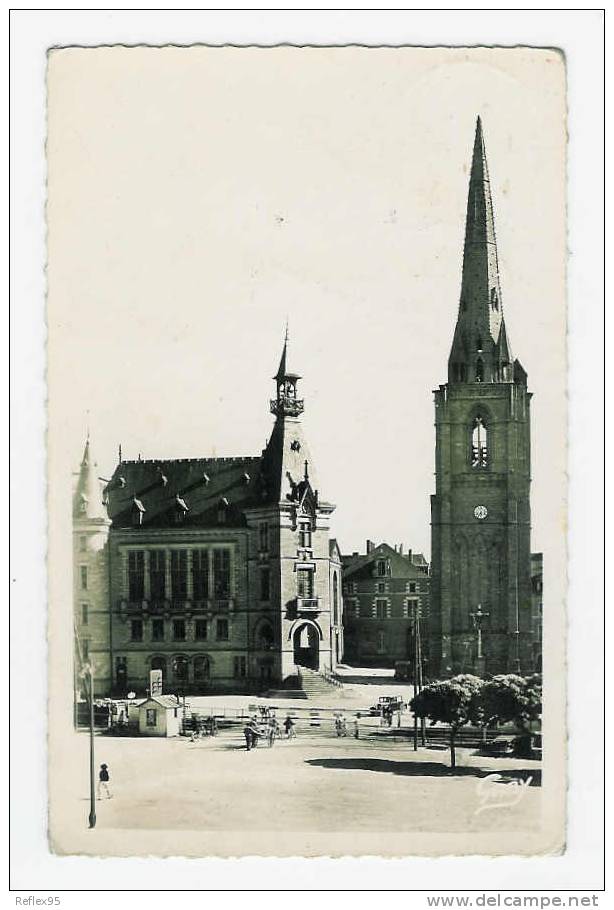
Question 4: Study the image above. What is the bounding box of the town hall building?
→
[73,335,344,696]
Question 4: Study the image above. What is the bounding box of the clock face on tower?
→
[474,505,488,520]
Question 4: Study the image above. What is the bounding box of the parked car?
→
[482,735,517,756]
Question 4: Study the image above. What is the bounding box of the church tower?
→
[73,433,111,695]
[429,118,534,678]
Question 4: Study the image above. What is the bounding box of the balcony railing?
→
[118,598,234,614]
[296,597,320,613]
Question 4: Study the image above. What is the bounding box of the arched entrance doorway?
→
[293,622,320,670]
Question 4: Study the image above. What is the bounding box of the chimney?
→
[399,543,404,555]
[366,540,374,554]
[408,549,412,562]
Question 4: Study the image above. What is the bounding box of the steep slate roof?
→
[342,542,429,580]
[106,455,268,529]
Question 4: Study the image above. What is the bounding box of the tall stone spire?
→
[73,433,107,521]
[448,117,513,384]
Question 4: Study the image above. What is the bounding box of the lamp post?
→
[469,605,489,677]
[412,604,426,750]
[85,662,96,829]
[511,585,522,673]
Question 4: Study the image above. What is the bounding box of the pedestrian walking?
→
[243,721,255,751]
[353,716,360,739]
[284,715,295,739]
[268,715,279,747]
[97,763,112,799]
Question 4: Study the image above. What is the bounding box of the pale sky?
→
[47,46,566,558]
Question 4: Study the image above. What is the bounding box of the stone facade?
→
[429,118,537,677]
[74,336,343,696]
[342,542,430,670]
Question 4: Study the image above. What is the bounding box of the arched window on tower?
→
[471,415,488,468]
[475,358,484,382]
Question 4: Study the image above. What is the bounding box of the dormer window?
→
[174,495,189,524]
[131,497,146,527]
[217,497,229,524]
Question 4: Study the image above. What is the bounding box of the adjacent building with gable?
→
[341,542,430,670]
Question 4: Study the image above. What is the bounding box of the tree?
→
[474,674,543,738]
[410,674,483,768]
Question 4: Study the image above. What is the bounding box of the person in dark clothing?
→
[97,763,112,799]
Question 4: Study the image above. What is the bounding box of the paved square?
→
[71,727,541,835]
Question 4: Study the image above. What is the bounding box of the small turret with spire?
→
[448,117,513,385]
[73,432,108,521]
[270,325,304,418]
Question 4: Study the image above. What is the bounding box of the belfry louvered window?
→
[471,415,488,468]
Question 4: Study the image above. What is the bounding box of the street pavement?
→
[72,724,541,836]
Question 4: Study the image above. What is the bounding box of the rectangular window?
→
[130,619,143,641]
[173,619,186,641]
[79,536,86,552]
[217,618,229,641]
[171,550,187,599]
[298,520,312,549]
[195,619,208,641]
[213,549,231,599]
[375,599,388,620]
[80,565,88,590]
[377,560,386,577]
[192,549,209,600]
[146,708,157,727]
[81,603,89,625]
[82,639,90,659]
[376,582,385,594]
[128,551,145,601]
[407,598,418,618]
[409,582,417,593]
[297,568,314,598]
[152,619,164,641]
[233,656,247,678]
[150,550,166,601]
[259,522,269,552]
[260,567,270,601]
